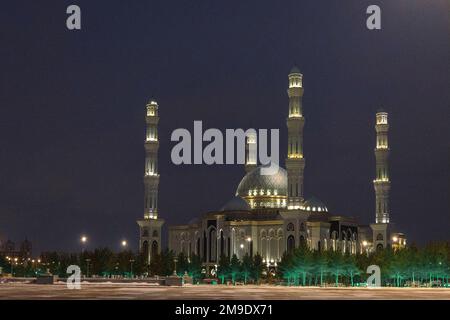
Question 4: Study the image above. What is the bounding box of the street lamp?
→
[7,257,13,276]
[85,258,91,278]
[173,257,178,276]
[121,240,128,248]
[362,240,369,256]
[246,237,252,256]
[129,259,135,278]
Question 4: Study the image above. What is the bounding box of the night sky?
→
[0,0,448,254]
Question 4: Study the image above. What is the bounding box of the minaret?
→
[245,130,257,173]
[285,66,305,209]
[137,99,164,264]
[373,110,390,223]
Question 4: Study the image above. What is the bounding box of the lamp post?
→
[129,259,135,278]
[7,257,13,276]
[85,258,91,278]
[246,237,252,256]
[173,257,178,276]
[362,240,369,256]
[121,240,128,249]
[13,257,18,276]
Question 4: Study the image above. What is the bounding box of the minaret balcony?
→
[145,172,159,177]
[373,178,390,183]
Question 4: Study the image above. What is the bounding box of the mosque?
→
[136,67,406,271]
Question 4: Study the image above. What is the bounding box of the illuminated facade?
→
[370,110,406,250]
[166,68,406,272]
[285,67,305,210]
[244,130,257,173]
[137,99,164,264]
[373,110,390,224]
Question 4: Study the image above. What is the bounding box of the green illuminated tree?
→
[329,250,346,287]
[343,253,360,286]
[278,251,295,285]
[187,254,203,283]
[175,252,189,276]
[241,253,252,284]
[229,254,241,285]
[217,254,230,284]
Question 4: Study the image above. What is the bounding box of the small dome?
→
[188,217,200,225]
[290,66,301,74]
[301,196,328,212]
[220,196,251,212]
[236,164,287,198]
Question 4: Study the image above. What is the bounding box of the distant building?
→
[0,238,32,258]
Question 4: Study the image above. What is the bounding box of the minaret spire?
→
[137,98,164,264]
[285,66,305,209]
[373,109,390,223]
[144,99,160,219]
[244,130,257,173]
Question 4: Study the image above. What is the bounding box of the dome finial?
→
[290,65,301,74]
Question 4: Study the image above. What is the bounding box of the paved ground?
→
[0,282,449,300]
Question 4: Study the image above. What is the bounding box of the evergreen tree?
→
[343,252,360,286]
[217,254,230,284]
[241,254,253,284]
[252,253,264,284]
[176,252,189,276]
[329,250,346,287]
[229,254,241,284]
[187,254,203,283]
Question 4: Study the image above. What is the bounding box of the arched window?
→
[151,240,158,258]
[203,232,207,262]
[287,235,295,254]
[299,222,306,232]
[287,223,295,232]
[152,230,158,237]
[142,240,149,260]
[376,233,384,241]
[143,228,149,237]
[209,228,217,263]
[377,243,383,251]
[220,230,224,257]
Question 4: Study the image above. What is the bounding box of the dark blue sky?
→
[0,0,448,254]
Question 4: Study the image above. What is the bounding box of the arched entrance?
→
[151,240,158,258]
[287,235,295,254]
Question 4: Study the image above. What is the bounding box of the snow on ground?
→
[0,283,449,300]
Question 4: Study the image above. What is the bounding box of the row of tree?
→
[277,242,450,287]
[1,242,449,287]
[0,249,148,278]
